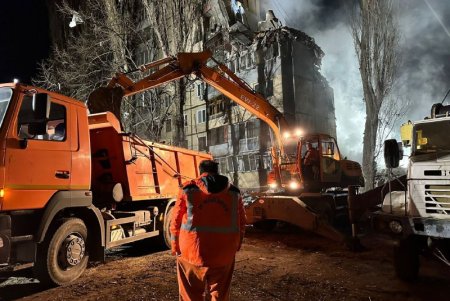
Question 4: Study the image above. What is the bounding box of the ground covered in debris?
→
[1,227,450,301]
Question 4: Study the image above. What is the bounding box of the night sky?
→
[0,1,50,83]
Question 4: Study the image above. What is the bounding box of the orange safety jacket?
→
[170,173,246,268]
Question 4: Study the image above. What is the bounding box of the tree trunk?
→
[174,80,186,146]
[362,107,379,190]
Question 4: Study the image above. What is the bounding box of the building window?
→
[262,154,273,170]
[184,114,188,127]
[197,109,206,124]
[249,154,261,171]
[208,126,228,146]
[227,156,234,172]
[246,52,253,69]
[240,55,246,70]
[165,118,172,132]
[163,94,171,108]
[196,83,205,99]
[247,120,258,138]
[218,157,228,174]
[237,155,250,172]
[198,136,207,151]
[266,79,274,97]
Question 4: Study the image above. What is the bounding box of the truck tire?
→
[393,236,420,281]
[253,220,277,232]
[162,206,174,249]
[34,218,88,286]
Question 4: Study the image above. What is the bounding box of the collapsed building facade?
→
[44,0,336,190]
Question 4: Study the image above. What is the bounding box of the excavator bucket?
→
[87,86,124,124]
[245,196,345,242]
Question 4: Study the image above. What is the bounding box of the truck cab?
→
[372,103,450,280]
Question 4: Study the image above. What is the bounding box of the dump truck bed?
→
[88,112,212,202]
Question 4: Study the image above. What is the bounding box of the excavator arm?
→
[89,50,289,164]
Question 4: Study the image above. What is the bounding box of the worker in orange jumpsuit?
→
[170,160,246,301]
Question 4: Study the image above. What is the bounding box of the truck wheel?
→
[162,206,174,249]
[34,218,88,286]
[253,220,277,232]
[393,236,420,281]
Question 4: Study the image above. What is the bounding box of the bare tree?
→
[141,0,205,146]
[34,0,174,138]
[374,94,410,163]
[350,0,400,190]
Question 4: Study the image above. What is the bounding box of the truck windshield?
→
[413,120,450,155]
[0,88,12,128]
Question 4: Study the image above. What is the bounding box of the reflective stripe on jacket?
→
[170,174,246,267]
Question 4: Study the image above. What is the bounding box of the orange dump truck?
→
[0,83,211,285]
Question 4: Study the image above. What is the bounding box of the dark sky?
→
[0,1,50,83]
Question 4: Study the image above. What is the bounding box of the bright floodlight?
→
[13,78,19,84]
[283,132,291,139]
[295,128,303,137]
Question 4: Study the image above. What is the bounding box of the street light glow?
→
[13,78,19,84]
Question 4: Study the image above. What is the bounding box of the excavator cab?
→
[298,134,363,191]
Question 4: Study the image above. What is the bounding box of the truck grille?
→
[424,185,450,215]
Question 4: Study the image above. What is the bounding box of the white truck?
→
[349,103,450,280]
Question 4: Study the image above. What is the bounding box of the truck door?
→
[3,94,73,211]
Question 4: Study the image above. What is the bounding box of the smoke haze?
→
[263,0,450,163]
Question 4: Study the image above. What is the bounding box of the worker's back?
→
[172,173,244,267]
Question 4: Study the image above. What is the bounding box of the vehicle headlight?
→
[289,181,299,190]
[389,220,403,234]
[268,183,278,189]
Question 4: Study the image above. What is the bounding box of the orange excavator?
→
[89,50,363,238]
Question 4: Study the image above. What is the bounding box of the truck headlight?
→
[389,220,403,234]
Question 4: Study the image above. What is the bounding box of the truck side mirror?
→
[384,139,400,168]
[32,93,50,121]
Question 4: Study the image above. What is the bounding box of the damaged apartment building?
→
[156,0,336,190]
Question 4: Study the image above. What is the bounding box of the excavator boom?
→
[89,51,288,157]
